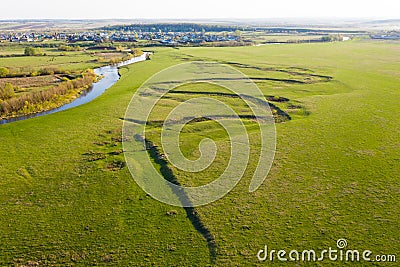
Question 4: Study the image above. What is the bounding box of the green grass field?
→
[0,50,100,72]
[0,41,399,266]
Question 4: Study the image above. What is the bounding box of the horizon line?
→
[1,17,400,21]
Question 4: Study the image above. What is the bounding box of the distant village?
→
[370,32,400,40]
[1,23,398,45]
[0,30,242,45]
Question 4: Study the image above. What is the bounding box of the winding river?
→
[0,53,149,125]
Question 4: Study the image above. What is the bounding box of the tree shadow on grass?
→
[145,139,218,265]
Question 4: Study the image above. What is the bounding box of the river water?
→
[0,53,149,125]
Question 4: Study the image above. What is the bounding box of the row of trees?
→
[0,71,96,118]
[0,66,69,78]
[320,35,345,42]
[58,45,83,51]
[96,49,143,64]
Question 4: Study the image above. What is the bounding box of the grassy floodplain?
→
[0,44,144,119]
[0,40,399,266]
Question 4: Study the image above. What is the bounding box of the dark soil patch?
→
[105,160,126,171]
[108,149,124,156]
[83,151,107,162]
[287,104,303,109]
[266,95,290,102]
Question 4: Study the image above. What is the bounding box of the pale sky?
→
[2,0,400,20]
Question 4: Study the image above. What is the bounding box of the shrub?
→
[131,48,143,57]
[39,67,61,76]
[0,67,9,78]
[115,45,124,52]
[0,83,15,100]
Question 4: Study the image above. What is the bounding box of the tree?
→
[25,47,35,56]
[58,45,72,51]
[0,67,9,78]
[131,48,143,57]
[235,30,242,41]
[0,83,15,100]
[24,47,43,56]
[116,45,124,52]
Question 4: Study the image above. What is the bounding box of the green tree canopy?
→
[0,83,15,100]
[24,47,44,56]
[0,67,9,78]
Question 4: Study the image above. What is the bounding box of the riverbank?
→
[0,70,98,120]
[0,53,149,125]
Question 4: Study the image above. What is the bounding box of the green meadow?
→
[0,41,399,266]
[0,47,99,72]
